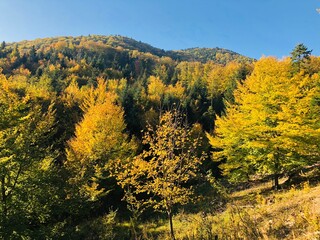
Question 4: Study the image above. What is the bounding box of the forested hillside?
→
[0,36,318,239]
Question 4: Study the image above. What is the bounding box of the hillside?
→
[4,35,254,64]
[0,34,254,133]
[168,178,320,239]
[0,36,318,239]
[170,47,252,64]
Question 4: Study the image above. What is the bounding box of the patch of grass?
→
[171,181,320,240]
[115,170,320,239]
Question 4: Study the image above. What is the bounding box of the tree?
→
[66,78,136,200]
[0,41,5,50]
[291,43,312,62]
[205,62,247,115]
[115,110,205,240]
[0,74,56,237]
[28,45,37,62]
[147,75,166,106]
[291,43,312,72]
[208,57,320,189]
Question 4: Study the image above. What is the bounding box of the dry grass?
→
[168,180,320,240]
[127,169,320,239]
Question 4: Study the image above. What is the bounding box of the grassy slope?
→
[138,168,320,240]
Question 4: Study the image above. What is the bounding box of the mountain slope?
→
[171,47,252,64]
[6,35,254,64]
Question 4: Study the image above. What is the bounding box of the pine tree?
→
[0,41,5,50]
[291,43,312,72]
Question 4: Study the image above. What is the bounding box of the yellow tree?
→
[204,62,241,115]
[115,110,205,240]
[147,76,166,104]
[208,57,320,189]
[0,74,56,237]
[66,78,135,200]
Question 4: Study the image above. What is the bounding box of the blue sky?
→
[0,0,319,59]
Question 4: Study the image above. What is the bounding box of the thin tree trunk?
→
[274,173,279,190]
[130,216,138,240]
[168,210,175,240]
[1,174,7,224]
[274,149,280,190]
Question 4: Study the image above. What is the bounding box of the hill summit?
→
[7,35,253,64]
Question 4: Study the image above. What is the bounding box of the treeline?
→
[0,37,318,239]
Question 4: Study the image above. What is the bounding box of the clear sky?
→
[0,0,319,59]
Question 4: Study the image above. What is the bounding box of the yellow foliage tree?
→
[208,57,320,189]
[115,110,205,240]
[66,79,135,200]
[0,74,56,235]
[147,75,166,104]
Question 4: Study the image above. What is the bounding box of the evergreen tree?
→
[291,43,312,72]
[0,41,5,50]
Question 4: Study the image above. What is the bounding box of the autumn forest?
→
[0,35,319,239]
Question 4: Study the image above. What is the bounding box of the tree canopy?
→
[208,57,320,189]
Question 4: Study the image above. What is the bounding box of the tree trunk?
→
[1,174,7,225]
[274,173,279,190]
[168,210,175,240]
[274,149,280,190]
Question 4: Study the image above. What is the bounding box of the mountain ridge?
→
[4,35,254,64]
